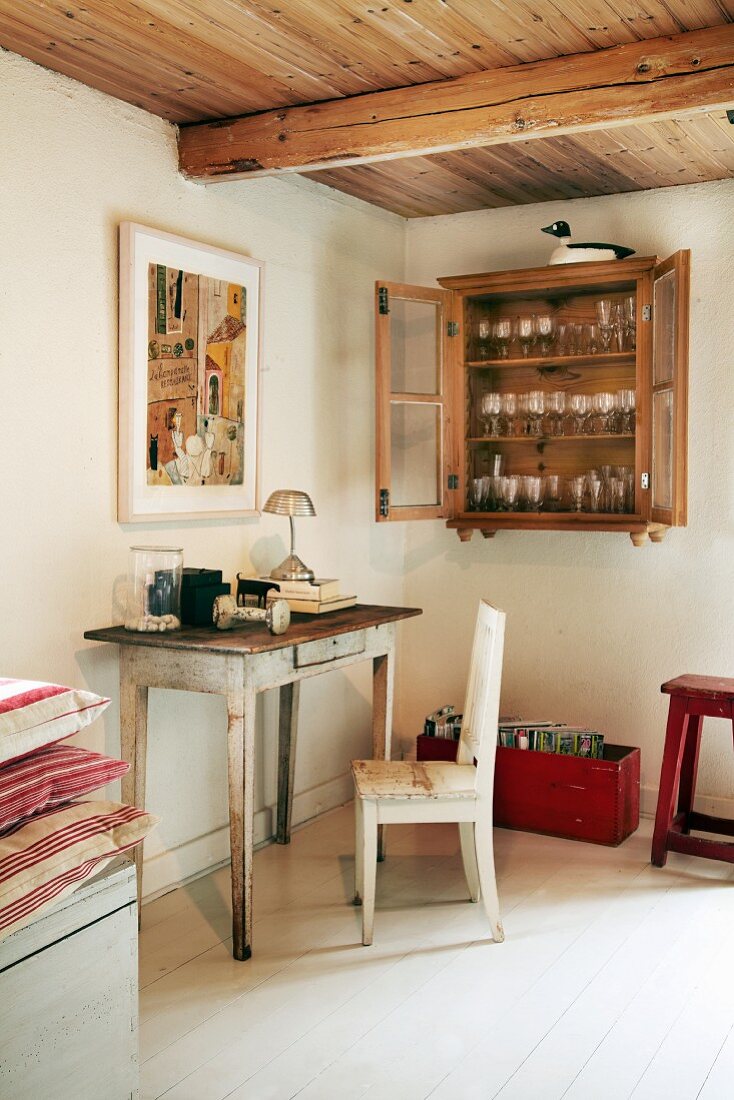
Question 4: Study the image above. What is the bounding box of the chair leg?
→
[353,794,363,906]
[459,821,480,903]
[677,713,702,830]
[360,800,378,946]
[475,818,504,943]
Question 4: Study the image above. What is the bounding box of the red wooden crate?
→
[415,735,640,846]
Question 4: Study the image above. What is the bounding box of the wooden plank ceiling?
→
[1,0,733,216]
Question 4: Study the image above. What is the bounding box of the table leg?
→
[372,651,394,862]
[119,651,148,919]
[651,696,688,868]
[227,682,256,961]
[276,681,300,844]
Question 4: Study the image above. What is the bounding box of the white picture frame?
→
[118,222,263,522]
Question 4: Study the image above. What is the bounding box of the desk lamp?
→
[264,490,316,582]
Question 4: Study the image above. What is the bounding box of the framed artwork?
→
[118,223,262,522]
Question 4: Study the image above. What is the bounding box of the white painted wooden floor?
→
[139,806,734,1100]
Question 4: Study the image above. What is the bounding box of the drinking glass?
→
[476,318,492,360]
[596,298,614,352]
[623,296,636,350]
[527,390,545,436]
[480,391,501,436]
[502,475,520,511]
[516,315,536,358]
[568,475,586,512]
[543,474,562,511]
[624,471,635,513]
[586,474,602,512]
[618,388,636,433]
[569,393,588,435]
[544,391,565,436]
[585,323,600,355]
[469,478,484,511]
[524,475,543,512]
[599,464,613,511]
[490,475,504,510]
[570,323,585,355]
[485,452,506,478]
[594,392,615,433]
[536,314,554,357]
[555,322,569,357]
[481,475,493,510]
[500,392,517,436]
[494,318,512,359]
[516,392,530,435]
[610,477,626,513]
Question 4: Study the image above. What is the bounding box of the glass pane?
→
[390,402,441,507]
[653,269,676,385]
[653,389,673,511]
[390,298,440,394]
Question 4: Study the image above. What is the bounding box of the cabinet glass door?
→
[375,282,453,521]
[650,251,689,527]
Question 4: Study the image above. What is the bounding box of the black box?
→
[181,567,223,589]
[181,582,230,626]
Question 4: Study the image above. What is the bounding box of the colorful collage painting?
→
[146,266,247,488]
[119,224,261,522]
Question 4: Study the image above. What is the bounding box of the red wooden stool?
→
[652,675,734,867]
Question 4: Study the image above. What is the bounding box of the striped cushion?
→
[0,801,157,940]
[0,745,129,832]
[0,678,110,764]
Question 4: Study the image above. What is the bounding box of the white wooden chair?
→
[351,600,506,946]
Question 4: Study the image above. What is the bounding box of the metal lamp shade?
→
[264,490,317,582]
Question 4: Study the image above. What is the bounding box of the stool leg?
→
[651,696,689,868]
[677,713,702,831]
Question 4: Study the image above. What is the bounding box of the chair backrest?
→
[456,601,506,799]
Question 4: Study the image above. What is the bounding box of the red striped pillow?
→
[0,745,129,832]
[0,800,157,941]
[0,678,110,764]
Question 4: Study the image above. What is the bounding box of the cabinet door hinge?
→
[378,287,390,315]
[447,321,459,337]
[642,304,652,321]
[641,472,650,489]
[448,474,459,490]
[379,488,390,516]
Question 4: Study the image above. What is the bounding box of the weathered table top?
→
[84,603,422,656]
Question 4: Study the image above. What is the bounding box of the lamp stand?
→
[270,515,315,582]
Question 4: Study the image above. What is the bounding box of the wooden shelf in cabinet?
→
[467,434,635,444]
[448,513,669,548]
[466,352,635,370]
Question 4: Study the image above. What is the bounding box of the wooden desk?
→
[84,603,421,960]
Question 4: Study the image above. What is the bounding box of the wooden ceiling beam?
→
[178,25,734,182]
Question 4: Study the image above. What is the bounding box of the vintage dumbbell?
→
[212,594,291,636]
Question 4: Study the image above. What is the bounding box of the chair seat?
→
[352,759,477,800]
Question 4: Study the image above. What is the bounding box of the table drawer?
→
[295,629,366,668]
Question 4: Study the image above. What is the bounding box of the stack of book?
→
[261,577,356,615]
[498,720,604,759]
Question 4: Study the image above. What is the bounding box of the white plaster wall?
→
[0,50,409,896]
[403,183,734,813]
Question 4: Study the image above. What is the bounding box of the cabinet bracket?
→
[447,321,459,337]
[378,287,389,315]
[642,304,652,321]
[379,488,390,516]
[448,474,459,490]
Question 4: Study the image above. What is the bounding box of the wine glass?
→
[494,318,512,360]
[570,323,585,355]
[543,474,562,511]
[599,464,613,511]
[516,392,530,435]
[610,477,626,513]
[623,296,636,350]
[593,392,614,433]
[618,388,636,433]
[516,315,536,358]
[524,475,543,512]
[469,478,484,511]
[596,298,614,352]
[476,319,492,360]
[568,393,587,435]
[502,475,520,512]
[586,474,602,512]
[527,390,545,436]
[500,392,517,436]
[544,391,565,436]
[535,314,554,357]
[480,392,501,436]
[568,475,586,512]
[585,323,600,355]
[555,322,569,357]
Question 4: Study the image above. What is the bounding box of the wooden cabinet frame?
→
[376,255,689,547]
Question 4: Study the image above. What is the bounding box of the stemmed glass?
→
[544,391,565,436]
[527,390,545,436]
[516,315,536,358]
[476,319,492,360]
[555,322,569,357]
[469,478,484,511]
[494,318,512,360]
[543,474,562,511]
[535,314,554,357]
[599,464,613,511]
[585,323,600,355]
[570,323,584,355]
[568,475,586,512]
[524,476,543,512]
[610,477,626,513]
[586,474,602,512]
[618,389,636,433]
[569,393,588,435]
[480,392,502,436]
[516,393,530,435]
[500,392,517,436]
[596,298,614,352]
[623,296,636,350]
[594,392,615,433]
[502,475,520,512]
